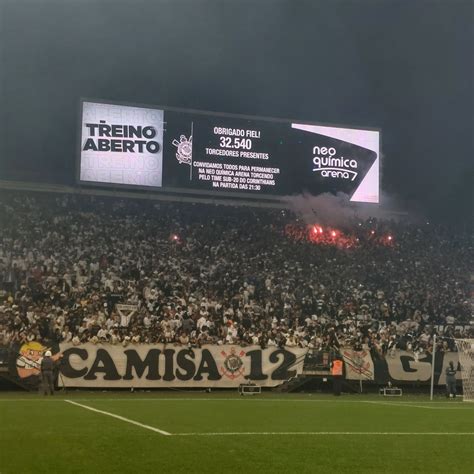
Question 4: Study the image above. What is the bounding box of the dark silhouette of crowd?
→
[0,190,472,359]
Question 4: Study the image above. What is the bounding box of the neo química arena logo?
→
[312,146,358,181]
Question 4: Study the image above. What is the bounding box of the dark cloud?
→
[0,0,472,222]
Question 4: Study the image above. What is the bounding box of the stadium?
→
[0,1,473,473]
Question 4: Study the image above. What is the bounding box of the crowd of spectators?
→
[0,190,472,359]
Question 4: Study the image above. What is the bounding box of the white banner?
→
[340,347,462,384]
[385,350,433,382]
[58,343,308,388]
[341,348,374,380]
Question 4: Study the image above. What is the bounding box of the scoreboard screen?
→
[78,100,380,203]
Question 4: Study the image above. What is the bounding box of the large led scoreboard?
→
[78,100,380,203]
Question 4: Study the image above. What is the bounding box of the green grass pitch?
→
[0,392,472,473]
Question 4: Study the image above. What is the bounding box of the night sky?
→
[0,0,472,221]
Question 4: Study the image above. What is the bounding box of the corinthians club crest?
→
[220,347,245,380]
[343,349,372,378]
[172,134,193,165]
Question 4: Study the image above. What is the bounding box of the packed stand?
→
[0,191,472,360]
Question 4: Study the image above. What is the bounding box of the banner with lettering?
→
[57,343,308,388]
[344,349,462,385]
[7,342,464,388]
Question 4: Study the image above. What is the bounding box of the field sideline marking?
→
[172,431,474,436]
[0,398,470,409]
[64,400,171,436]
[360,401,469,410]
[76,398,468,408]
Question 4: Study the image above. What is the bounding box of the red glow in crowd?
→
[306,225,357,248]
[285,223,395,249]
